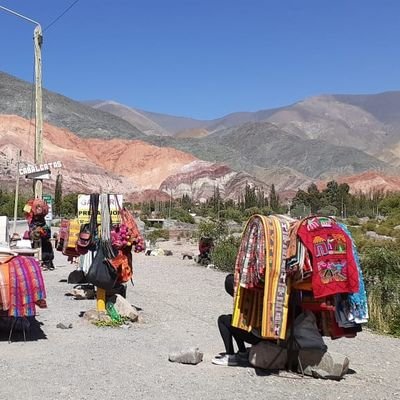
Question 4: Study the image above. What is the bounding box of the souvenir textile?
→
[8,256,47,317]
[232,215,291,340]
[297,217,359,299]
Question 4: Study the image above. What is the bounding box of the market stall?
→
[232,214,368,378]
[56,193,144,320]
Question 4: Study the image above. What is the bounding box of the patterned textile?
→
[0,263,10,311]
[8,256,47,317]
[232,214,291,340]
[297,217,359,299]
[338,223,369,323]
[286,219,303,260]
[234,215,266,290]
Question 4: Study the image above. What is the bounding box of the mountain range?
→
[1,71,400,200]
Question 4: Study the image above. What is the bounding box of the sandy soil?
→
[0,239,399,400]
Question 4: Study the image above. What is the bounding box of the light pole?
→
[0,6,43,199]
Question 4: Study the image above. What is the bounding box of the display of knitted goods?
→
[232,214,292,340]
[297,217,359,299]
[0,255,47,317]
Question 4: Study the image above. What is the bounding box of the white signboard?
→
[77,194,123,224]
[19,160,62,176]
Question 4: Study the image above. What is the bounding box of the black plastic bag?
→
[86,240,118,290]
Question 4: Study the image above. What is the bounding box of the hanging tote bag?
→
[86,194,118,290]
[76,194,99,255]
[62,218,80,257]
[86,239,118,290]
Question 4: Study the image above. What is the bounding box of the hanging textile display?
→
[232,213,368,345]
[232,214,292,340]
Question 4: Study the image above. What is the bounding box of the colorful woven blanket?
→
[232,215,291,340]
[8,256,47,317]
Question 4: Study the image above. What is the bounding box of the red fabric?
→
[297,217,359,299]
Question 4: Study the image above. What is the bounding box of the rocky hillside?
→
[0,115,270,200]
[88,92,400,178]
[0,72,144,139]
[159,161,271,203]
[87,100,169,136]
[2,71,400,197]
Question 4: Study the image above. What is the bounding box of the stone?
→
[164,250,173,256]
[109,294,139,322]
[83,309,112,323]
[249,341,287,370]
[71,287,95,300]
[56,322,73,329]
[182,251,194,260]
[168,347,203,365]
[298,350,350,380]
[365,231,395,241]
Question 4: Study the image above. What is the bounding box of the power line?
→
[43,0,80,32]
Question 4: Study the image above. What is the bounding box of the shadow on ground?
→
[0,317,47,342]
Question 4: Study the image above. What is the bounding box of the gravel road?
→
[1,240,399,400]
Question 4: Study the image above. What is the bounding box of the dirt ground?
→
[0,238,399,400]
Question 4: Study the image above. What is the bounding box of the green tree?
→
[307,183,322,214]
[378,193,400,216]
[61,193,78,217]
[54,173,63,216]
[269,184,280,212]
[244,183,257,209]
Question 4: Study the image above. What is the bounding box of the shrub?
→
[197,219,228,242]
[211,236,240,272]
[361,245,400,336]
[361,220,378,233]
[170,209,195,224]
[146,229,169,244]
[346,216,359,226]
[375,225,393,237]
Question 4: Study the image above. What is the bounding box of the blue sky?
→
[0,0,399,119]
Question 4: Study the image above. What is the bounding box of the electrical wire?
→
[43,0,80,32]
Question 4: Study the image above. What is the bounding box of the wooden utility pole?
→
[12,150,22,233]
[0,6,43,199]
[34,24,43,199]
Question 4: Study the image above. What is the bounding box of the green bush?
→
[244,207,262,218]
[346,216,359,226]
[361,220,378,233]
[375,225,394,237]
[211,236,240,272]
[220,207,243,223]
[170,209,195,224]
[361,244,400,336]
[146,229,169,244]
[197,219,228,242]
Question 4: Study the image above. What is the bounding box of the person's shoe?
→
[211,353,239,366]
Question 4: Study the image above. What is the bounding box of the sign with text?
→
[19,160,62,176]
[77,194,122,225]
[43,194,53,221]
